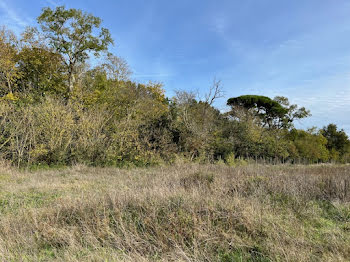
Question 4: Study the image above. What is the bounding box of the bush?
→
[225,153,248,167]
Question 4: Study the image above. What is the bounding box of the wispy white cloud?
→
[0,0,29,27]
[133,60,175,80]
[134,73,173,78]
[208,4,350,134]
[45,0,63,7]
[211,16,228,35]
[0,0,33,34]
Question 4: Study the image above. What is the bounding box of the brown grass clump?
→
[0,163,349,261]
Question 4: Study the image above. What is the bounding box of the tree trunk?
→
[6,74,12,93]
[68,71,74,93]
[68,62,75,93]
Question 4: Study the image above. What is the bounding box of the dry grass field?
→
[0,163,349,261]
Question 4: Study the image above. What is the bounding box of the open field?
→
[0,163,349,261]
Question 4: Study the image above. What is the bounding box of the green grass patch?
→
[0,189,62,214]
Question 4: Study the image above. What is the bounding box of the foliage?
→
[227,95,310,129]
[289,129,330,163]
[0,6,349,167]
[37,6,113,93]
[17,45,67,98]
[321,124,350,158]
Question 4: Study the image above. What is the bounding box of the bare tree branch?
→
[205,78,224,105]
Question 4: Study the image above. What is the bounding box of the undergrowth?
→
[0,164,349,261]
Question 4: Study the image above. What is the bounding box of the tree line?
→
[0,6,349,167]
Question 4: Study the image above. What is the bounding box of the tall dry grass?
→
[0,163,349,261]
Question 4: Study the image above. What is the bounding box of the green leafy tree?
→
[321,124,350,159]
[15,27,66,98]
[37,6,113,93]
[227,95,310,129]
[17,47,66,98]
[273,96,310,128]
[289,128,329,163]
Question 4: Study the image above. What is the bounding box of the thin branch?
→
[205,78,224,106]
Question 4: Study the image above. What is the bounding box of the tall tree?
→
[321,124,350,155]
[273,96,310,128]
[227,95,310,129]
[37,6,113,93]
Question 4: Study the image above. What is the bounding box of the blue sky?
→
[1,0,350,134]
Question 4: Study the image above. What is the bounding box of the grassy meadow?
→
[1,4,350,262]
[0,163,349,261]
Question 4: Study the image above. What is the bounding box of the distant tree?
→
[37,6,113,93]
[102,54,132,81]
[289,128,329,163]
[204,78,224,106]
[227,95,310,129]
[273,96,310,128]
[321,124,350,156]
[172,80,226,161]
